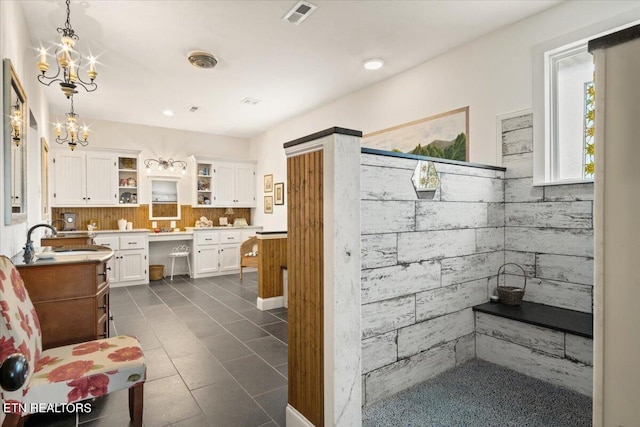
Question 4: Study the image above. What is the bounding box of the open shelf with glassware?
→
[117,155,139,205]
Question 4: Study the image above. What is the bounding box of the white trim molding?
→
[257,296,284,311]
[286,404,315,427]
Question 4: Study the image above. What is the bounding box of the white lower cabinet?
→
[94,232,149,287]
[193,227,261,278]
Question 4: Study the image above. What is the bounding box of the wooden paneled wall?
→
[287,150,324,426]
[258,237,288,299]
[52,205,251,231]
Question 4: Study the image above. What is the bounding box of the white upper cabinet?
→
[53,150,117,206]
[52,148,140,207]
[192,157,256,208]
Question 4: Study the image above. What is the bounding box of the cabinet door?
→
[53,151,86,206]
[212,163,235,206]
[118,250,147,283]
[86,153,117,205]
[105,254,118,283]
[235,164,256,207]
[219,243,240,271]
[196,246,220,274]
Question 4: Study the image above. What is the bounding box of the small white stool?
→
[168,245,191,280]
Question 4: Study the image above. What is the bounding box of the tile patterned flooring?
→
[24,272,288,427]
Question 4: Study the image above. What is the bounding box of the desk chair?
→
[0,256,146,427]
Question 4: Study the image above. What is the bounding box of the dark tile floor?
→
[24,272,288,427]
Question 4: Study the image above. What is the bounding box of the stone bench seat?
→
[472,301,593,396]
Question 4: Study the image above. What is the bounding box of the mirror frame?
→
[3,58,28,225]
[149,177,181,220]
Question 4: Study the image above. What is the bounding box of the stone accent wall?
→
[360,153,504,405]
[501,114,594,313]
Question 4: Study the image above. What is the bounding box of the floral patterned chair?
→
[0,255,146,427]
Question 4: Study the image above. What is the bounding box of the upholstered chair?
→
[0,256,146,427]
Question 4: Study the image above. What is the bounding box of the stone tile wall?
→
[501,114,594,313]
[360,153,505,405]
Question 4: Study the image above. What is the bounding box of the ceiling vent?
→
[187,105,199,112]
[188,51,217,69]
[283,1,317,25]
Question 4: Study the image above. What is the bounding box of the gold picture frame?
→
[264,195,273,214]
[264,174,273,193]
[274,182,284,205]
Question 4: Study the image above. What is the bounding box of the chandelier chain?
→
[57,0,79,41]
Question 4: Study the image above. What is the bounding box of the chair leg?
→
[186,255,192,278]
[240,265,243,281]
[1,413,25,427]
[129,382,144,427]
[170,257,175,281]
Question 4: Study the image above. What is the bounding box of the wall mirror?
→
[149,178,180,220]
[3,58,27,225]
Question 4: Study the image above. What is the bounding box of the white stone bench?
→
[473,302,593,396]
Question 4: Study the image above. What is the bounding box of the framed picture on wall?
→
[264,196,273,214]
[274,182,284,205]
[362,106,469,161]
[264,174,273,193]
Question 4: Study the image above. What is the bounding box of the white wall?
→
[0,1,51,258]
[250,1,640,231]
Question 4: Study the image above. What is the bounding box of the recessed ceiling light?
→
[363,58,384,70]
[163,110,174,116]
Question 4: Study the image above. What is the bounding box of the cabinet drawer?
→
[120,234,146,250]
[196,232,219,245]
[219,231,241,243]
[94,235,119,250]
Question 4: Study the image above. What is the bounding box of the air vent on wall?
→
[241,98,261,105]
[283,0,317,25]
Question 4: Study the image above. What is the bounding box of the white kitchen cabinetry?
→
[194,231,220,275]
[53,150,117,206]
[192,227,262,278]
[191,157,256,208]
[94,232,149,287]
[219,230,241,272]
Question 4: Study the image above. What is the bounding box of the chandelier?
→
[144,158,187,175]
[36,0,97,98]
[54,96,90,151]
[10,102,23,146]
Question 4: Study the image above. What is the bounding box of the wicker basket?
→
[496,263,527,305]
[149,265,164,281]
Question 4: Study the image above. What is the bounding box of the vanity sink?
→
[53,251,102,256]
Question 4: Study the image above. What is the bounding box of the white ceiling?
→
[21,0,561,139]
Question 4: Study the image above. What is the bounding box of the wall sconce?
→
[144,158,187,175]
[9,102,22,146]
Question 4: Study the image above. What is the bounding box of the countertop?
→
[13,245,115,267]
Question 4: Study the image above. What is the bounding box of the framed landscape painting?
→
[362,106,469,161]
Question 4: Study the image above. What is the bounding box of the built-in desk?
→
[148,231,194,278]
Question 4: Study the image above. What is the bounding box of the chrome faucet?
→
[23,224,57,262]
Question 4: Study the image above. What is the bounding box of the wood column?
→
[285,127,362,427]
[256,232,288,310]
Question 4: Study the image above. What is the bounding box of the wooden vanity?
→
[41,233,94,247]
[14,247,113,349]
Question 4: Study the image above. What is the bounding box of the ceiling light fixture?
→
[9,102,23,146]
[188,51,217,69]
[54,96,90,151]
[144,158,187,175]
[163,110,174,116]
[36,0,98,98]
[363,58,384,70]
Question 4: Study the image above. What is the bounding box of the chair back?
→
[171,245,190,255]
[240,236,257,255]
[0,255,42,406]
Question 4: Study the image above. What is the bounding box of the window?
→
[532,15,639,185]
[546,44,594,182]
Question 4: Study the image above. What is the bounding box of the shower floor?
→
[363,359,591,427]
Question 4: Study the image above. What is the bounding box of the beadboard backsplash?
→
[52,205,252,231]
